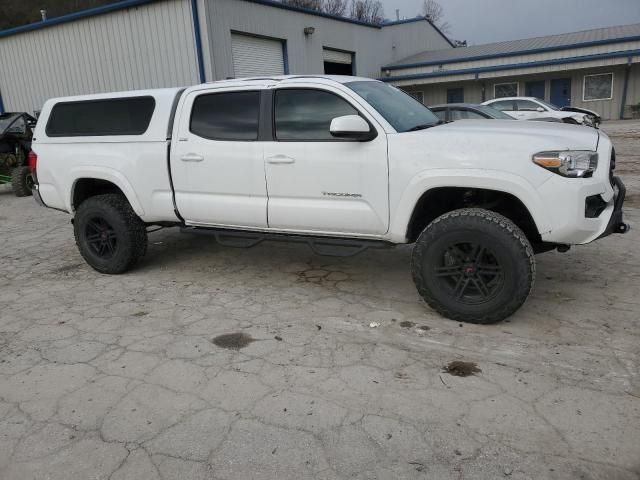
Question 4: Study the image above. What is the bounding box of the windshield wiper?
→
[405,120,444,132]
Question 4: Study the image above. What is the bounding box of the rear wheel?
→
[411,208,535,324]
[74,194,147,274]
[11,166,33,197]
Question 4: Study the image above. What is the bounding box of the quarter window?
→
[275,89,358,141]
[583,73,613,101]
[494,82,518,98]
[46,97,155,137]
[190,91,260,141]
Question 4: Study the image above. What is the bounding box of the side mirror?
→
[536,107,545,112]
[329,115,376,141]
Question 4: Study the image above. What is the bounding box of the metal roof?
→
[386,23,640,70]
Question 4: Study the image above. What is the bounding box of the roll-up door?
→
[231,33,285,78]
[323,48,352,65]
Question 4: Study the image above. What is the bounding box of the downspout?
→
[0,89,5,114]
[190,0,206,83]
[619,57,632,120]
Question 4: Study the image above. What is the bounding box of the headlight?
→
[533,151,598,178]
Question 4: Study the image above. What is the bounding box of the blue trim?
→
[0,89,5,114]
[383,34,640,71]
[0,0,157,38]
[282,42,290,74]
[381,16,454,47]
[381,17,427,26]
[190,0,206,83]
[381,48,640,83]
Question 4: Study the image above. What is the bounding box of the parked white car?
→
[482,97,598,126]
[30,76,627,324]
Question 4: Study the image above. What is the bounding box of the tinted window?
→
[516,100,542,111]
[190,91,260,141]
[476,105,514,119]
[46,97,155,137]
[275,89,358,141]
[489,100,514,112]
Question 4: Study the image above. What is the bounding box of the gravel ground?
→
[0,121,638,480]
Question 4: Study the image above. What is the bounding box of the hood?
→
[561,106,601,119]
[432,119,599,151]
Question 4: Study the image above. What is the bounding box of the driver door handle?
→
[267,155,296,165]
[181,153,204,162]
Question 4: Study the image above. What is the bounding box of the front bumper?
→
[598,176,630,239]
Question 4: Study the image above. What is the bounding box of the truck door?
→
[264,85,389,235]
[170,88,268,228]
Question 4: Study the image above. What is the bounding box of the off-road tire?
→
[411,208,535,324]
[74,194,147,274]
[11,166,33,197]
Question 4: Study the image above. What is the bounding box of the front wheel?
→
[411,208,535,324]
[74,194,148,274]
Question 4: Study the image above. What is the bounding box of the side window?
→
[451,109,486,120]
[46,97,155,137]
[275,89,359,141]
[190,91,260,141]
[432,110,447,122]
[516,100,542,111]
[489,100,514,112]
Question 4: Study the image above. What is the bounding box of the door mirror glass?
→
[536,106,545,112]
[329,115,375,141]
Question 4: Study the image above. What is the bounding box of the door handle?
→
[267,155,295,165]
[181,153,204,162]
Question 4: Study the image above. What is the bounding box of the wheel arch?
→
[69,169,145,217]
[390,171,550,245]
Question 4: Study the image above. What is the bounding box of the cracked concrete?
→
[0,121,639,479]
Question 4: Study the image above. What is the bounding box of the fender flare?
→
[68,167,145,217]
[388,169,551,242]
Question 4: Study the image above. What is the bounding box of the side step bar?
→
[180,226,394,257]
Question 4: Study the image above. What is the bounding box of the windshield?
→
[535,99,560,111]
[476,105,515,119]
[346,81,440,132]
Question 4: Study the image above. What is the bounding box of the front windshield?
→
[346,81,440,132]
[476,105,514,119]
[535,99,560,111]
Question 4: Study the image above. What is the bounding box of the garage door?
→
[323,48,352,65]
[231,33,285,78]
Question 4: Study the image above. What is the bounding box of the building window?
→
[494,82,518,98]
[583,73,613,101]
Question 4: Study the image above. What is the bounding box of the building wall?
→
[398,64,640,120]
[202,0,451,80]
[0,0,199,112]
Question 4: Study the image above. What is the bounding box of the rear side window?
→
[46,97,155,137]
[275,89,358,141]
[190,91,260,141]
[489,100,514,112]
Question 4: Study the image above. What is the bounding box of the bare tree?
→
[282,0,322,11]
[349,0,384,24]
[323,0,347,16]
[422,0,451,34]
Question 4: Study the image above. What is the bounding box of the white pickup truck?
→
[30,75,628,324]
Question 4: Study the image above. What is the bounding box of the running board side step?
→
[180,226,393,257]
